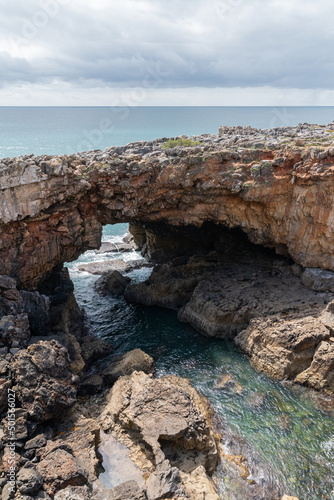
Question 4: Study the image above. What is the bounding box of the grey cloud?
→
[0,0,333,90]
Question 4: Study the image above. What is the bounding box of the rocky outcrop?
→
[94,270,131,296]
[10,340,77,421]
[2,123,334,289]
[100,371,220,499]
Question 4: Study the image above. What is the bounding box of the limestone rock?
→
[78,259,132,275]
[38,448,88,497]
[108,480,147,500]
[11,340,77,421]
[301,267,334,292]
[94,270,131,296]
[294,341,334,391]
[235,316,333,391]
[146,460,181,500]
[101,371,219,493]
[103,349,155,386]
[3,127,334,290]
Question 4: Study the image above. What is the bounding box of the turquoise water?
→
[67,224,334,500]
[1,106,334,158]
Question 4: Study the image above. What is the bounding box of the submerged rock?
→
[214,374,243,394]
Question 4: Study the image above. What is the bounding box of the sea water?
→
[1,106,334,158]
[67,224,334,500]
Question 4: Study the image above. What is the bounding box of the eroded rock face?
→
[235,310,334,392]
[2,124,334,289]
[11,340,77,421]
[101,371,220,499]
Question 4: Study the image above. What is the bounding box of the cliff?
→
[1,123,334,289]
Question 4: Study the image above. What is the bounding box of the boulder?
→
[301,268,334,292]
[235,316,333,392]
[78,260,132,275]
[80,336,113,366]
[94,270,131,296]
[146,460,181,500]
[108,480,147,500]
[38,448,88,497]
[11,340,77,421]
[294,341,334,392]
[213,374,243,394]
[101,371,219,496]
[103,349,155,386]
[17,465,43,495]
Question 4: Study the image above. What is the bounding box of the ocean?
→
[1,106,334,159]
[2,107,334,499]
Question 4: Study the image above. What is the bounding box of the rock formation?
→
[1,123,334,289]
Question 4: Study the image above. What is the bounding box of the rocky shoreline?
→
[1,122,334,499]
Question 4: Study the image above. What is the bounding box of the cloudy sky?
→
[0,0,333,105]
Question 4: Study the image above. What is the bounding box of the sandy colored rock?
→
[103,349,155,385]
[2,125,334,289]
[101,371,219,498]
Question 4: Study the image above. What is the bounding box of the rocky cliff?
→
[1,123,334,289]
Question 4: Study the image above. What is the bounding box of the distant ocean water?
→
[1,106,334,158]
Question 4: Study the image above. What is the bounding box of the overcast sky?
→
[0,0,334,105]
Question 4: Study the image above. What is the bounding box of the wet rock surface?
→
[94,270,131,296]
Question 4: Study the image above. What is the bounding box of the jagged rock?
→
[3,125,334,291]
[101,372,219,496]
[11,340,77,421]
[94,270,131,296]
[103,349,155,386]
[108,480,147,500]
[301,267,334,292]
[38,448,88,497]
[25,434,47,450]
[80,335,113,366]
[0,314,30,349]
[146,460,181,500]
[20,291,51,336]
[235,316,333,391]
[294,341,334,391]
[17,465,43,495]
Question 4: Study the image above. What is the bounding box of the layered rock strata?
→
[1,123,334,289]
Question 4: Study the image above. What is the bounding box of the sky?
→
[0,0,334,105]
